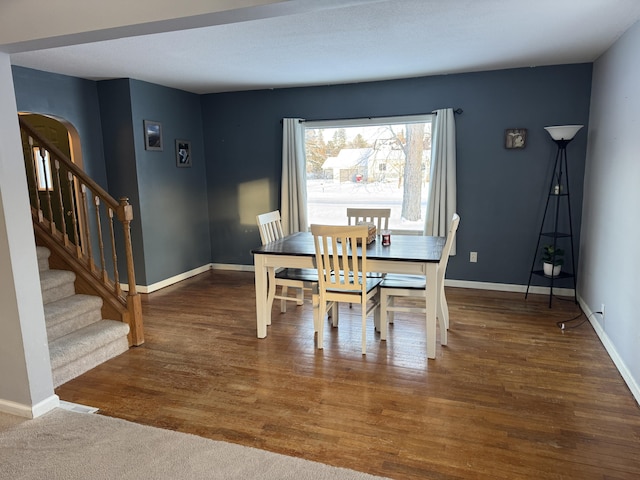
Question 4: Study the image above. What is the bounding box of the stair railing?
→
[19,117,143,346]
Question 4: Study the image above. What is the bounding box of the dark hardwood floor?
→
[56,270,640,479]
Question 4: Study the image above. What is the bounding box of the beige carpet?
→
[0,408,388,480]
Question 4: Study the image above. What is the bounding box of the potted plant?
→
[541,244,564,277]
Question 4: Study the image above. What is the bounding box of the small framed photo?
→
[144,120,163,151]
[505,128,527,149]
[175,139,192,168]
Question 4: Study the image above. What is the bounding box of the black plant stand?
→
[525,136,578,307]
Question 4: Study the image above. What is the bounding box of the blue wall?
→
[12,66,108,189]
[13,67,211,286]
[202,64,592,286]
[97,79,146,283]
[127,79,210,285]
[13,63,592,287]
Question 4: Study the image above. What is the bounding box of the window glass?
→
[33,147,53,191]
[305,115,433,233]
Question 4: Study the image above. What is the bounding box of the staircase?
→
[20,115,144,364]
[38,245,130,388]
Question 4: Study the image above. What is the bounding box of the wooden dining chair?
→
[256,210,317,318]
[379,213,460,342]
[347,207,391,282]
[311,224,382,354]
[346,207,391,231]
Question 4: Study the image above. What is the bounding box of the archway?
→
[18,112,85,246]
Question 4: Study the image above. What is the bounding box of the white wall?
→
[0,53,58,417]
[579,21,640,404]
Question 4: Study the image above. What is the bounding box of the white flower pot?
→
[543,262,561,277]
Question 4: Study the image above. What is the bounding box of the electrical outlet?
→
[470,251,478,263]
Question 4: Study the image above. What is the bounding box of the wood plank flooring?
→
[55,270,640,479]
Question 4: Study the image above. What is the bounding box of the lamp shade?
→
[544,125,583,141]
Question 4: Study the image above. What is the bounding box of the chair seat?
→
[366,272,385,278]
[257,210,317,319]
[379,213,460,350]
[326,276,382,294]
[380,274,425,290]
[275,268,319,283]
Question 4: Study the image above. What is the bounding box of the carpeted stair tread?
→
[35,246,131,387]
[39,269,76,304]
[36,246,51,272]
[49,320,130,371]
[51,334,130,388]
[44,294,104,342]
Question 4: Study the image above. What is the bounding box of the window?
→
[305,114,433,233]
[33,147,53,191]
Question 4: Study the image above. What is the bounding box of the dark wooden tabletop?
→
[251,232,445,263]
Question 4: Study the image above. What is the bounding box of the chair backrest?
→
[346,207,391,231]
[438,213,460,282]
[311,224,369,295]
[256,210,285,245]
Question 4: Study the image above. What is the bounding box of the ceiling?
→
[6,0,640,94]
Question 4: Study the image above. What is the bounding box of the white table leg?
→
[425,263,438,359]
[438,277,448,345]
[266,267,276,325]
[254,254,268,338]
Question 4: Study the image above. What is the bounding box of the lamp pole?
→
[525,125,582,307]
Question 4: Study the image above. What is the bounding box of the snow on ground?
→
[306,179,428,232]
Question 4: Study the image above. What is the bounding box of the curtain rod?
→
[294,108,463,123]
[432,108,464,115]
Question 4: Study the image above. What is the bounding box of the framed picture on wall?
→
[505,128,527,149]
[175,139,191,167]
[144,120,163,151]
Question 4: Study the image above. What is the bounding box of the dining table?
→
[251,231,446,359]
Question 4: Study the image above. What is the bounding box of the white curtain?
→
[425,108,457,254]
[281,118,308,235]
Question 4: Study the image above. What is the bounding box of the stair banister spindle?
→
[108,207,122,297]
[94,195,108,283]
[67,171,82,258]
[80,184,94,269]
[53,159,69,243]
[39,147,56,234]
[28,136,44,222]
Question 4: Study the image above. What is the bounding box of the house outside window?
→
[304,114,433,233]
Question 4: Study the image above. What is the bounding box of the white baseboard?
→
[205,265,578,297]
[120,264,257,293]
[121,264,213,294]
[578,295,640,407]
[211,263,254,272]
[122,264,576,298]
[206,263,578,296]
[0,394,59,418]
[444,279,575,297]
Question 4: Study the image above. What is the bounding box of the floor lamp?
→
[525,125,582,307]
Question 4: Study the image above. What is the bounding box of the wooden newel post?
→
[117,197,144,345]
